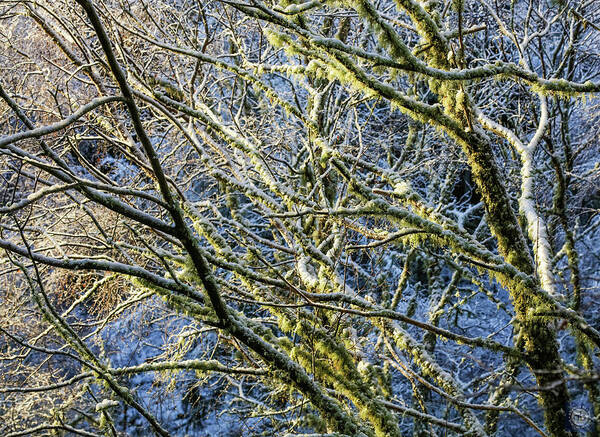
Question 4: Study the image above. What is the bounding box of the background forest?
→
[0,0,600,436]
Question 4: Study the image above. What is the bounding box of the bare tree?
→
[0,0,599,436]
